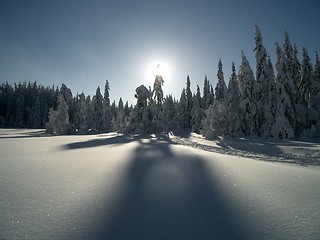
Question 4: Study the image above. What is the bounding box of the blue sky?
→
[1,0,319,104]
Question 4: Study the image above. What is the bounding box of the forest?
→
[0,26,319,140]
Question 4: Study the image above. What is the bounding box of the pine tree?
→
[215,59,227,102]
[202,100,226,139]
[14,88,25,128]
[264,55,277,137]
[299,47,313,108]
[272,43,295,139]
[283,32,300,103]
[116,97,127,132]
[31,93,41,128]
[185,75,193,128]
[178,88,188,130]
[74,92,88,133]
[292,44,301,103]
[191,94,202,133]
[161,95,177,132]
[191,85,204,133]
[202,60,228,138]
[226,62,241,136]
[238,52,257,136]
[104,80,113,131]
[92,86,104,132]
[254,26,271,136]
[152,75,164,105]
[59,84,74,123]
[85,95,93,130]
[312,52,320,112]
[46,93,69,134]
[202,75,212,110]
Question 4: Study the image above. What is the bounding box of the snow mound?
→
[169,132,320,167]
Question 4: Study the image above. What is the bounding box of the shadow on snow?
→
[69,135,250,240]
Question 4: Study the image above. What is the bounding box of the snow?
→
[170,132,320,166]
[1,129,320,240]
[135,85,150,99]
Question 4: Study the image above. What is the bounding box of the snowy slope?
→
[1,129,320,240]
[170,132,320,166]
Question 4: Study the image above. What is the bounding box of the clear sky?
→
[1,0,319,104]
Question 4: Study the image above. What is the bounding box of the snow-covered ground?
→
[169,132,320,166]
[1,129,320,240]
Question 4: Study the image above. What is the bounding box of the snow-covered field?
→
[170,132,320,166]
[1,129,320,240]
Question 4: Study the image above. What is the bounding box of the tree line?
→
[0,26,319,139]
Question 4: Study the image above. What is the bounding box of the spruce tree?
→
[292,44,301,103]
[215,59,227,102]
[104,80,113,131]
[226,62,241,136]
[202,76,212,110]
[46,93,69,134]
[14,87,25,128]
[185,75,193,128]
[238,52,257,136]
[299,47,313,108]
[202,60,228,138]
[254,26,271,136]
[178,88,188,130]
[264,55,277,137]
[92,86,104,132]
[191,85,204,133]
[272,43,295,139]
[312,52,320,112]
[74,92,88,133]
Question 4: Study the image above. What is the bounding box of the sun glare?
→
[145,61,170,82]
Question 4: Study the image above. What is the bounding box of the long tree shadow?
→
[93,136,248,240]
[63,134,135,149]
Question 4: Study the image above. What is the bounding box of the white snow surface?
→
[170,132,320,166]
[1,129,320,240]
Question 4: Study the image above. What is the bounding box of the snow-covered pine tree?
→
[178,88,188,130]
[103,80,113,132]
[312,52,320,112]
[30,92,41,129]
[296,47,314,136]
[14,87,25,128]
[191,85,204,133]
[215,59,227,102]
[283,32,299,98]
[272,43,295,139]
[299,47,313,108]
[254,26,271,136]
[46,93,69,134]
[202,100,226,140]
[185,75,193,129]
[85,95,93,131]
[128,84,151,133]
[74,92,88,133]
[116,98,127,133]
[292,44,301,103]
[202,60,228,138]
[226,62,241,136]
[202,75,212,110]
[310,52,320,136]
[59,84,74,124]
[152,75,164,105]
[191,93,202,133]
[264,55,277,137]
[238,52,257,136]
[92,86,104,132]
[161,95,177,132]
